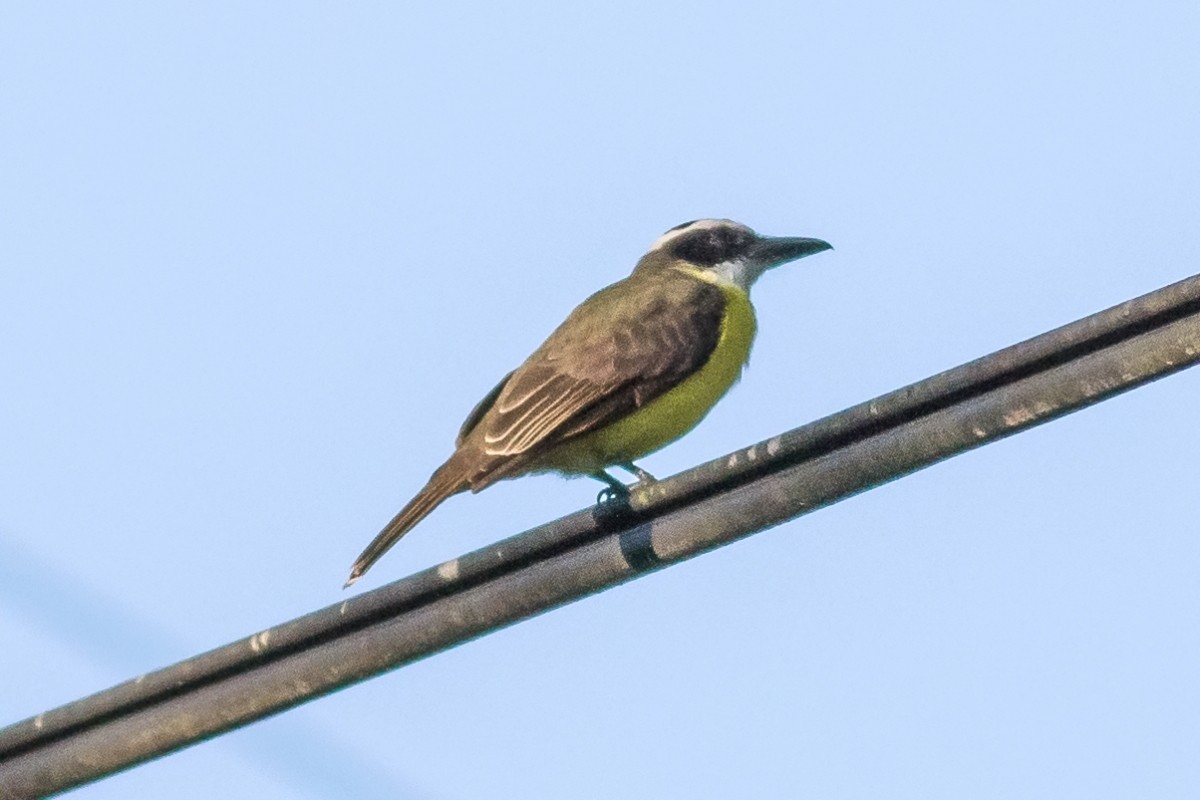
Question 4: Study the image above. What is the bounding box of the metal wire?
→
[4,272,1200,799]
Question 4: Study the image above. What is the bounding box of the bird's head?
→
[637,219,832,290]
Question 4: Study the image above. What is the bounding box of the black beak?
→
[751,236,833,268]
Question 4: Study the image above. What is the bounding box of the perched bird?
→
[346,219,832,585]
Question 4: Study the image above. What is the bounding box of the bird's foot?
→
[619,462,658,487]
[592,470,631,505]
[596,483,631,505]
[596,485,630,504]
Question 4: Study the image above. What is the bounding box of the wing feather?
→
[457,269,727,477]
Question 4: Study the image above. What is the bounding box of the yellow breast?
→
[542,270,757,474]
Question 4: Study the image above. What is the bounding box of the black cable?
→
[3,273,1200,799]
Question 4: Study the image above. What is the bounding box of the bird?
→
[346,219,832,586]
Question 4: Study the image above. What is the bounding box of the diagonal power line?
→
[3,272,1200,798]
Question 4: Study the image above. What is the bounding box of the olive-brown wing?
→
[458,270,725,481]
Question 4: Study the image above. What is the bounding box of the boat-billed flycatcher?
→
[346,219,832,585]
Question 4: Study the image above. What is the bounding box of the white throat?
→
[709,257,765,291]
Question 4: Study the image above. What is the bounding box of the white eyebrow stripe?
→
[646,219,728,252]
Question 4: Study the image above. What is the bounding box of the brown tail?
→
[345,457,469,587]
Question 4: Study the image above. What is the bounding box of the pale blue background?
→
[2,2,1198,798]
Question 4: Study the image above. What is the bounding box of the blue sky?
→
[2,2,1198,798]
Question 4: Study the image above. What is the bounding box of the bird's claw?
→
[596,484,631,505]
